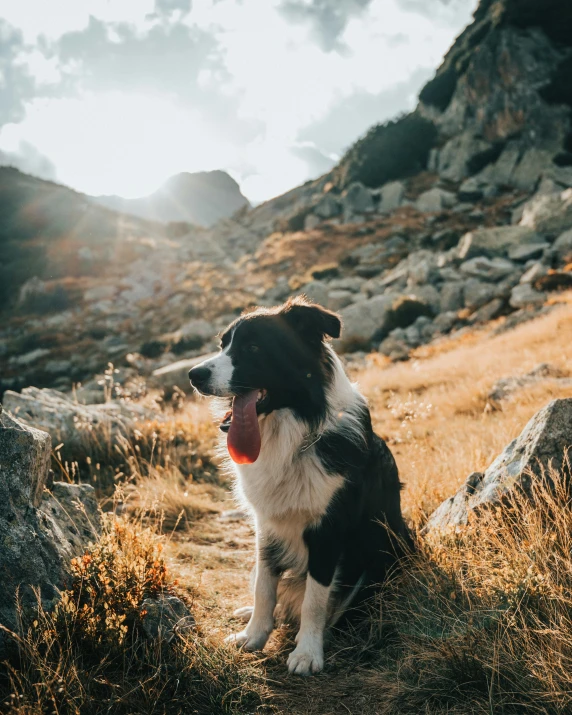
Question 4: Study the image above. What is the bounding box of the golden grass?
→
[356,297,572,526]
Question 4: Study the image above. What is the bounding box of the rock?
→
[554,229,572,262]
[342,182,374,214]
[457,227,540,260]
[407,251,438,286]
[463,279,497,311]
[151,353,217,394]
[314,194,341,219]
[487,364,570,405]
[460,256,516,281]
[507,242,549,262]
[424,399,572,531]
[520,188,572,235]
[519,262,549,284]
[83,285,117,302]
[338,295,394,351]
[9,348,51,367]
[173,319,215,353]
[437,132,492,182]
[2,387,152,455]
[389,295,433,329]
[311,263,340,281]
[378,335,410,361]
[18,277,47,305]
[440,282,464,312]
[141,595,195,643]
[378,181,405,213]
[44,359,73,376]
[328,277,365,293]
[406,284,441,313]
[470,298,505,323]
[433,311,458,333]
[511,148,555,191]
[509,283,546,309]
[416,188,456,213]
[533,272,572,293]
[327,289,354,311]
[304,213,321,231]
[0,408,101,654]
[457,176,487,202]
[301,280,329,306]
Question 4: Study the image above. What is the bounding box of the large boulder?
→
[0,406,101,654]
[2,387,152,455]
[457,227,540,259]
[338,295,394,351]
[424,399,572,532]
[520,189,572,235]
[415,188,456,213]
[151,353,217,394]
[378,181,405,213]
[341,182,374,215]
[314,194,341,219]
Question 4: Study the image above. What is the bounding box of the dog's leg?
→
[225,537,278,651]
[287,574,331,675]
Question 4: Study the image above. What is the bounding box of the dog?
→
[189,296,410,676]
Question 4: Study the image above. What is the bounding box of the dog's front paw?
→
[287,642,324,676]
[224,627,270,651]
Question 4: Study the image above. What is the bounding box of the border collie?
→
[189,297,410,676]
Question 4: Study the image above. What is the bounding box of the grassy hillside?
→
[4,296,572,713]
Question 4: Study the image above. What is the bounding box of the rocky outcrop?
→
[0,405,101,654]
[425,398,572,532]
[2,388,153,457]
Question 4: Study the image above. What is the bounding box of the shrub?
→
[333,113,437,190]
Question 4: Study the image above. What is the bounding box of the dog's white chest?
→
[233,410,343,522]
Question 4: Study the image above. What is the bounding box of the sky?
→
[0,0,477,204]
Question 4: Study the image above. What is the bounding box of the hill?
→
[92,170,250,228]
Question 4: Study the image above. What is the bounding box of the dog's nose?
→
[189,365,212,387]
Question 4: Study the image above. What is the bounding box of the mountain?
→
[92,170,250,228]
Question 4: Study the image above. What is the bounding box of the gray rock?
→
[10,348,51,367]
[378,335,409,361]
[342,182,374,214]
[328,277,365,293]
[301,280,329,306]
[520,188,572,235]
[406,284,441,313]
[488,364,570,405]
[457,176,487,202]
[511,148,555,191]
[151,352,217,394]
[44,359,73,376]
[469,298,505,323]
[83,285,117,302]
[314,194,341,219]
[460,256,516,281]
[507,242,549,262]
[378,181,405,213]
[479,141,521,186]
[457,227,540,259]
[141,595,195,643]
[437,133,492,182]
[509,283,546,309]
[304,213,321,231]
[416,188,456,213]
[338,295,394,351]
[463,279,497,311]
[3,387,153,453]
[433,311,458,333]
[18,277,47,305]
[327,289,354,311]
[424,399,572,531]
[519,262,549,284]
[0,408,101,654]
[554,229,572,262]
[440,282,464,312]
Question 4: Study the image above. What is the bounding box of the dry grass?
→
[5,297,572,713]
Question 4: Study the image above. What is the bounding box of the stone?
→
[519,262,549,284]
[424,399,572,531]
[141,595,195,643]
[18,277,47,305]
[470,298,505,323]
[327,289,354,311]
[9,348,50,367]
[378,335,410,361]
[479,141,521,186]
[457,227,540,259]
[378,181,405,213]
[520,188,572,235]
[2,387,153,456]
[437,132,492,182]
[44,359,73,376]
[407,251,438,286]
[301,280,330,306]
[463,279,497,311]
[337,295,394,351]
[457,176,487,202]
[488,364,570,405]
[328,277,364,293]
[507,242,549,262]
[314,194,341,219]
[554,229,572,262]
[0,407,101,654]
[439,282,464,313]
[509,283,546,309]
[342,182,374,214]
[151,353,217,394]
[416,188,456,213]
[304,213,321,231]
[511,148,555,191]
[433,311,458,333]
[83,285,117,302]
[173,319,216,353]
[406,284,441,313]
[389,295,433,329]
[460,256,516,281]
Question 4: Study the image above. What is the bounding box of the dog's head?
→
[188,297,342,463]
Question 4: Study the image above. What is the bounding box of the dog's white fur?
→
[213,347,366,675]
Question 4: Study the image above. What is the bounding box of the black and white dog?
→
[189,297,410,676]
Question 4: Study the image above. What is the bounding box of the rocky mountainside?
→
[2,0,572,398]
[93,170,250,228]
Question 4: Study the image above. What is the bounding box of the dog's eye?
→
[248,345,259,353]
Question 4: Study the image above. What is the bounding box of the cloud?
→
[0,140,57,180]
[0,20,36,126]
[154,0,192,15]
[278,0,373,52]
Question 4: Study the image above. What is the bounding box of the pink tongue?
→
[227,390,261,464]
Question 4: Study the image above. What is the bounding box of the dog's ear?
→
[280,296,342,341]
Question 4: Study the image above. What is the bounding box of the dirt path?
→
[165,506,384,715]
